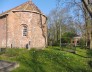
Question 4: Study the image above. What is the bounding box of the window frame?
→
[22,25,28,37]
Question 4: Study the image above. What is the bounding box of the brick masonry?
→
[0,1,47,49]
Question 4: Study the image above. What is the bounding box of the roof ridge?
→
[23,2,29,10]
[0,1,29,15]
[28,1,41,13]
[0,1,43,16]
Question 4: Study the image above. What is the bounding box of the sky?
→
[0,0,56,15]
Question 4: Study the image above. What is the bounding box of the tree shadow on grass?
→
[52,53,88,72]
[47,46,61,51]
[43,49,88,72]
[69,49,92,58]
[87,50,92,68]
[19,49,91,72]
[52,48,61,51]
[88,61,92,68]
[87,50,92,57]
[75,53,91,58]
[30,50,46,72]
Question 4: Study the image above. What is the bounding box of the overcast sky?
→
[0,0,56,15]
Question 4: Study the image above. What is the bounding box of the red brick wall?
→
[0,16,7,48]
[6,11,47,49]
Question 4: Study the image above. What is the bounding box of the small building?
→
[0,1,47,49]
[72,36,81,46]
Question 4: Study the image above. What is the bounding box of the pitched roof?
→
[0,1,42,16]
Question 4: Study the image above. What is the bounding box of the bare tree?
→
[48,8,77,46]
[56,0,92,49]
[81,0,92,49]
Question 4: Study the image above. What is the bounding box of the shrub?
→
[79,39,86,48]
[5,48,20,57]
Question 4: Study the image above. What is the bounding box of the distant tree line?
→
[47,0,92,49]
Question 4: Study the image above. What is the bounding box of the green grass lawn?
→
[0,47,92,72]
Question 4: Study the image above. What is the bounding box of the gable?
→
[0,1,42,16]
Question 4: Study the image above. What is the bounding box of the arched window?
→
[23,26,28,36]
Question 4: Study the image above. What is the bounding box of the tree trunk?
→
[81,0,92,49]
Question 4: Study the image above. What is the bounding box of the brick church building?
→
[0,1,47,49]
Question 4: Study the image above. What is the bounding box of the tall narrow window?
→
[23,26,28,36]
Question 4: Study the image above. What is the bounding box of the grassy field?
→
[0,47,92,72]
